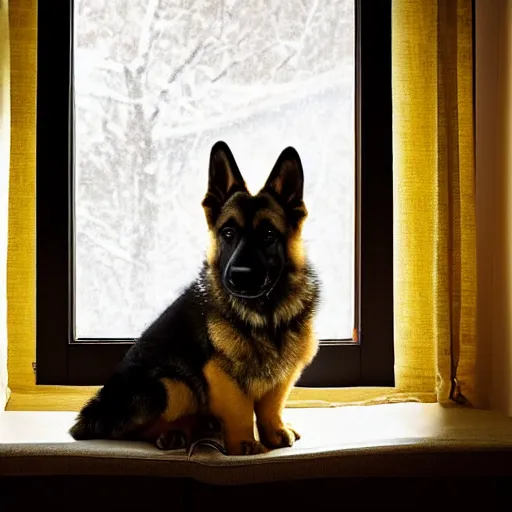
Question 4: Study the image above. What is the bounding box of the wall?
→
[475,0,512,415]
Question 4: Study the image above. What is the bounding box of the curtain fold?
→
[1,0,11,410]
[392,0,477,405]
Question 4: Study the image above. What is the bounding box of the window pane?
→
[74,0,355,340]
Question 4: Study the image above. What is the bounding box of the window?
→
[36,0,393,387]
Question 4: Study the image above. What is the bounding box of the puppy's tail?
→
[69,371,168,441]
[69,393,110,440]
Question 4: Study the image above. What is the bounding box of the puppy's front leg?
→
[204,360,267,455]
[255,371,300,449]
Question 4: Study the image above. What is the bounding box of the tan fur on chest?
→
[207,316,318,400]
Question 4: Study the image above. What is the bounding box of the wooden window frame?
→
[35,0,394,388]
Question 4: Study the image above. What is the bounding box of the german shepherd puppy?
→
[70,141,320,455]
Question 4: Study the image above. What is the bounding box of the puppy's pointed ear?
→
[202,141,247,227]
[263,147,307,224]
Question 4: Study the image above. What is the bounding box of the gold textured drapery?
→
[392,0,477,405]
[6,0,38,403]
[1,0,11,409]
[5,0,478,409]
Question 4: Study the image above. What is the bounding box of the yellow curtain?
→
[0,0,11,409]
[6,0,37,398]
[392,0,477,405]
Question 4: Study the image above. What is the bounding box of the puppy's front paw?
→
[258,422,300,449]
[226,439,268,456]
[155,429,187,451]
[240,440,268,455]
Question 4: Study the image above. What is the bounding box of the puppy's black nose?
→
[227,266,266,294]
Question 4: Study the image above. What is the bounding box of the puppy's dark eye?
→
[262,228,277,245]
[221,227,236,242]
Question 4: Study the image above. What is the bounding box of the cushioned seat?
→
[1,403,512,485]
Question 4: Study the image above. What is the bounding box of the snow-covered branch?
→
[153,68,351,140]
[138,0,161,58]
[149,37,213,125]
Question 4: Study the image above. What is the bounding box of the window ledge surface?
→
[1,403,512,484]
